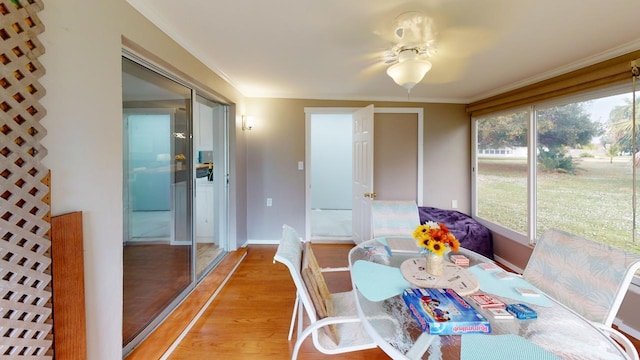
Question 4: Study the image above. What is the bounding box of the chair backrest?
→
[371,200,420,238]
[274,225,314,317]
[523,229,640,327]
[273,225,339,344]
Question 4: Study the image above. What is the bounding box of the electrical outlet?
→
[266,198,272,207]
[298,161,304,170]
[451,200,458,209]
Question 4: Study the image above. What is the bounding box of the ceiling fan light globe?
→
[386,59,432,89]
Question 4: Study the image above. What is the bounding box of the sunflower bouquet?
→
[412,221,460,256]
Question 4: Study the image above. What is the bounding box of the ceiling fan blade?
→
[411,25,496,83]
[356,61,389,81]
[352,49,392,79]
[422,57,468,84]
[436,26,496,58]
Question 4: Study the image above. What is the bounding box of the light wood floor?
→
[136,244,639,359]
[167,244,389,359]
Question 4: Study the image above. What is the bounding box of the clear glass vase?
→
[426,252,444,276]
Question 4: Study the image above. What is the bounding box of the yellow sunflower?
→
[413,222,460,256]
[426,240,447,256]
[412,224,429,240]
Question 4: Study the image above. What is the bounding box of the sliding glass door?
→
[122,55,229,355]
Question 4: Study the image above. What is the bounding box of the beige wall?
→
[40,1,247,358]
[374,113,418,201]
[244,98,470,241]
[423,103,471,210]
[619,290,640,334]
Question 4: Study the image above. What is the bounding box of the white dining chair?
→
[371,200,420,238]
[273,224,377,359]
[523,228,640,360]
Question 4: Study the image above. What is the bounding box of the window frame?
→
[471,105,532,246]
[472,83,639,284]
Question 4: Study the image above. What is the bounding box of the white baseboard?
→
[614,320,640,341]
[309,238,354,244]
[247,239,280,245]
[247,239,355,245]
[493,255,524,274]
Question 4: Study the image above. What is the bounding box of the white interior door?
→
[352,105,374,244]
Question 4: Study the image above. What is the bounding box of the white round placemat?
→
[400,257,479,296]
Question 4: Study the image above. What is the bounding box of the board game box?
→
[402,288,492,335]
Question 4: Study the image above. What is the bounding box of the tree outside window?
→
[475,92,640,254]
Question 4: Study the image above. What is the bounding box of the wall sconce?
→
[242,115,255,131]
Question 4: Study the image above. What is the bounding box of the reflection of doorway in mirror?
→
[193,97,228,278]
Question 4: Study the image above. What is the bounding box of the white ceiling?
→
[126,0,640,104]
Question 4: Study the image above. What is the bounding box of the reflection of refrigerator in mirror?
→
[123,110,174,244]
[193,96,228,278]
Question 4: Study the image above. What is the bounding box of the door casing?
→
[304,107,424,242]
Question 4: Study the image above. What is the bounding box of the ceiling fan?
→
[368,10,495,91]
[382,11,439,92]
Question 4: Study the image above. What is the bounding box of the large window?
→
[474,87,640,256]
[476,110,529,235]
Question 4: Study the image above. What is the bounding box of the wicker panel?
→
[0,0,51,358]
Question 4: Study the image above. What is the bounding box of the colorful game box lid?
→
[402,288,492,335]
[506,303,538,319]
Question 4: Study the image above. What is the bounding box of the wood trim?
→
[301,243,339,344]
[467,50,640,117]
[51,211,87,359]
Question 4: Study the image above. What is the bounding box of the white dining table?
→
[348,238,628,360]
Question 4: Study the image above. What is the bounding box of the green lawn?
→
[477,155,640,254]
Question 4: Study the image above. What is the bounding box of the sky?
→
[583,92,633,145]
[585,93,632,124]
